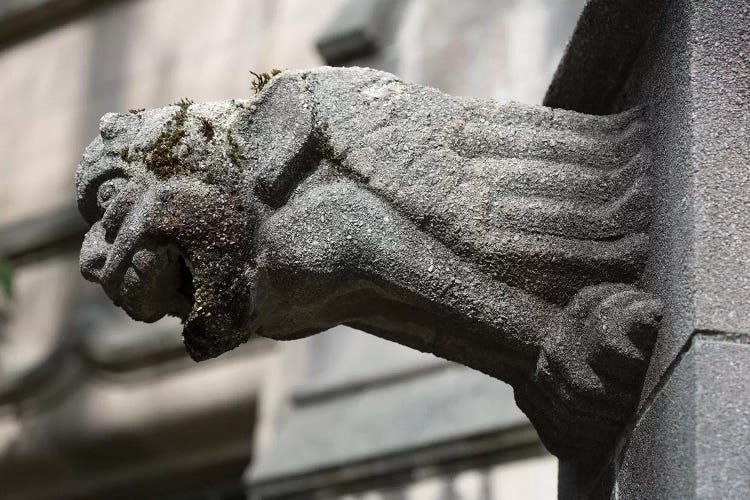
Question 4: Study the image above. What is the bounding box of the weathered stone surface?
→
[618,337,750,499]
[543,0,668,115]
[548,1,750,496]
[75,66,661,460]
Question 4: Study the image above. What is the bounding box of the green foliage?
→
[172,97,194,109]
[0,257,13,300]
[250,69,282,93]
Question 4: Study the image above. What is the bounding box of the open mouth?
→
[101,241,256,360]
[176,254,195,310]
[104,245,198,323]
[172,252,196,321]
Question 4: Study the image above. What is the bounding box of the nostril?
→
[80,254,106,282]
[102,217,119,244]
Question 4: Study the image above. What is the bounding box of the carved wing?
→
[316,69,651,304]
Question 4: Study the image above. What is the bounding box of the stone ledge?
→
[248,365,537,496]
[248,427,544,499]
[0,349,269,500]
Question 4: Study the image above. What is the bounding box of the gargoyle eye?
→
[97,177,127,211]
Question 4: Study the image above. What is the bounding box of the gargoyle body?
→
[76,67,661,459]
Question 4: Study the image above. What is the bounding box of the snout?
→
[80,222,110,286]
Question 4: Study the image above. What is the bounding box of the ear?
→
[241,73,316,208]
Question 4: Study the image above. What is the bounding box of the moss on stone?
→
[250,69,282,93]
[226,130,241,167]
[198,116,215,140]
[315,122,367,182]
[316,122,346,165]
[145,98,193,179]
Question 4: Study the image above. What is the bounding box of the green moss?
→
[172,97,194,109]
[145,98,193,179]
[316,122,346,165]
[250,69,282,93]
[315,122,367,182]
[198,116,214,140]
[226,130,241,167]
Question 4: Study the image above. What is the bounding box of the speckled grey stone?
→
[75,66,661,460]
[617,0,750,404]
[549,0,750,497]
[618,338,750,500]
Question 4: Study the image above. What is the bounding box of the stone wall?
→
[546,1,750,497]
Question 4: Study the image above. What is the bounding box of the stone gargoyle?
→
[76,67,661,460]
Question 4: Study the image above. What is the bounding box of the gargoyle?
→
[76,67,661,460]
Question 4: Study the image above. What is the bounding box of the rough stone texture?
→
[248,4,589,496]
[558,0,750,404]
[611,1,750,497]
[616,0,750,402]
[0,3,347,498]
[76,66,661,461]
[688,2,750,336]
[543,0,668,115]
[618,338,750,499]
[613,0,696,410]
[545,0,750,497]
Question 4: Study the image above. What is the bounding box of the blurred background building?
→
[0,1,587,498]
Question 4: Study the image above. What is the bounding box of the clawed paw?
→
[577,284,662,389]
[524,283,662,459]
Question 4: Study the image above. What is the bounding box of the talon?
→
[568,285,663,390]
[626,298,662,327]
[622,298,661,353]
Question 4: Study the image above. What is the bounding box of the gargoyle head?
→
[76,101,266,360]
[77,72,320,360]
